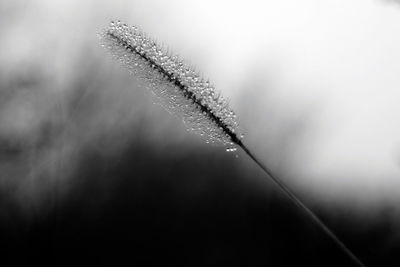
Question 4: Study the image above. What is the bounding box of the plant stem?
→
[237,141,366,267]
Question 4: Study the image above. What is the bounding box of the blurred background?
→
[1,0,399,266]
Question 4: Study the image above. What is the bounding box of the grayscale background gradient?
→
[0,0,399,266]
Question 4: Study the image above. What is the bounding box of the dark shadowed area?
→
[1,137,398,266]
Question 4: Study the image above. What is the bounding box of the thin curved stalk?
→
[237,140,366,267]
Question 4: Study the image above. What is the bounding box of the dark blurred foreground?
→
[1,137,397,267]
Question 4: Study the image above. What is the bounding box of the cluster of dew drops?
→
[100,21,244,154]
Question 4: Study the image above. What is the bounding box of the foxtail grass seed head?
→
[99,21,243,151]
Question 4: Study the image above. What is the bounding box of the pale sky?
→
[1,0,400,210]
[135,0,400,203]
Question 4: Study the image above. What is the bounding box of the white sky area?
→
[121,0,400,203]
[1,0,400,209]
